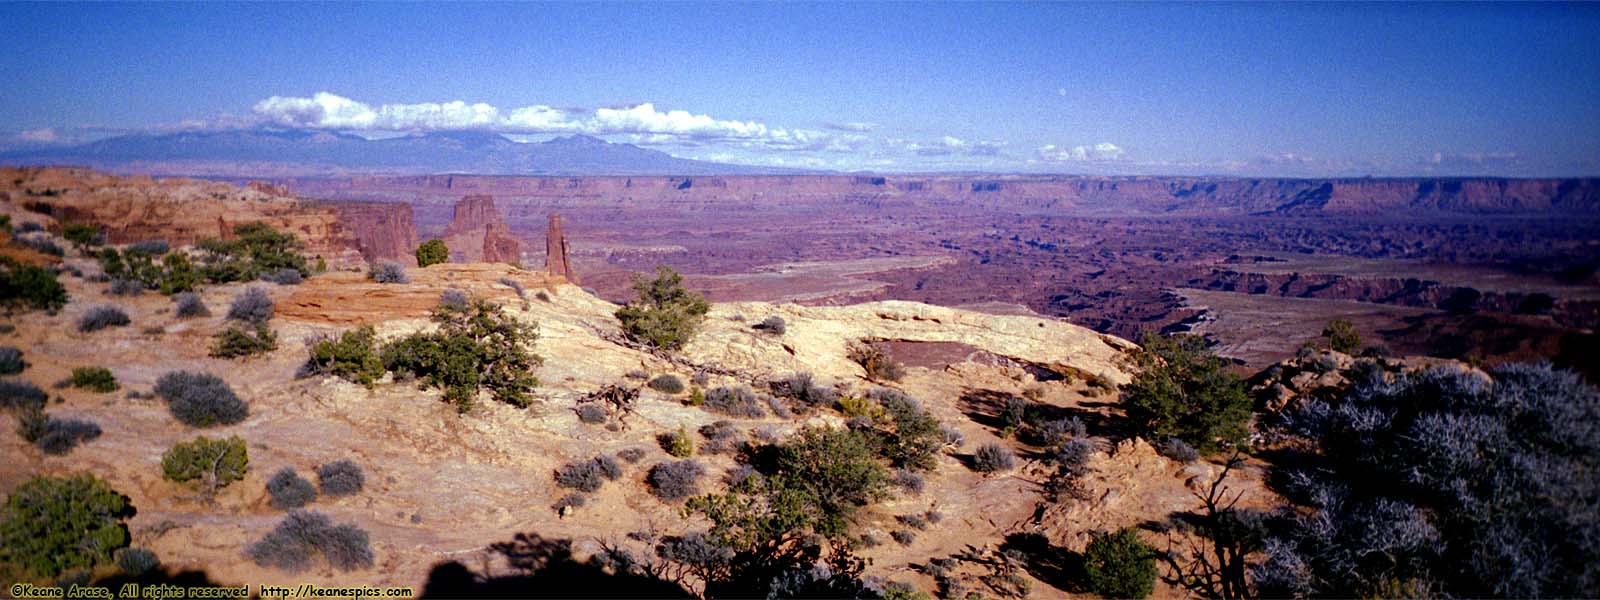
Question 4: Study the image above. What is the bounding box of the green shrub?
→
[660,425,696,457]
[1083,528,1157,599]
[868,389,946,472]
[69,366,118,392]
[161,436,248,493]
[379,297,541,412]
[0,258,67,311]
[648,374,685,394]
[1121,333,1251,453]
[210,324,277,359]
[62,222,103,249]
[415,239,449,267]
[154,370,247,427]
[614,265,709,351]
[0,473,130,577]
[307,326,385,386]
[1321,319,1360,353]
[115,547,160,576]
[197,223,309,284]
[771,426,892,536]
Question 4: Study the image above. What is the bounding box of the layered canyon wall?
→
[280,174,1600,216]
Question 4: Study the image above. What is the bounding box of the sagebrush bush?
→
[115,547,160,576]
[972,443,1016,473]
[154,371,247,427]
[78,305,131,332]
[162,436,248,492]
[173,292,209,318]
[70,366,118,393]
[618,447,648,463]
[316,460,365,497]
[18,234,63,256]
[0,258,68,311]
[765,395,795,419]
[306,326,384,386]
[1037,417,1087,447]
[555,456,621,493]
[0,474,129,577]
[0,347,24,375]
[267,468,317,510]
[575,403,608,424]
[1084,528,1157,599]
[698,420,745,455]
[1255,363,1600,598]
[891,529,917,546]
[755,315,786,335]
[648,374,685,394]
[703,386,766,418]
[552,493,586,513]
[770,372,838,411]
[226,287,274,324]
[246,511,372,573]
[210,324,277,359]
[261,267,304,285]
[647,459,706,501]
[439,288,469,309]
[0,379,47,412]
[498,277,525,297]
[416,239,449,268]
[847,342,905,382]
[614,265,709,351]
[1155,437,1199,463]
[368,261,408,284]
[108,278,145,296]
[894,469,926,494]
[33,416,102,455]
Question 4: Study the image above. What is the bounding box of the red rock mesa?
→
[442,194,522,263]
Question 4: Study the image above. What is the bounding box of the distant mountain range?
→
[0,129,801,176]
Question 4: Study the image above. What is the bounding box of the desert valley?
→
[2,3,1597,599]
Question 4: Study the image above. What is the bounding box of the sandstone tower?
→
[545,213,579,284]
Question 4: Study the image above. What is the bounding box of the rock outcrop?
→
[442,194,522,263]
[326,201,418,264]
[0,167,365,266]
[544,213,578,284]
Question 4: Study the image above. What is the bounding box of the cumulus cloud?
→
[1036,142,1125,162]
[249,92,858,152]
[822,121,877,132]
[895,136,1005,157]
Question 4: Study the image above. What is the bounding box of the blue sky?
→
[1,2,1596,176]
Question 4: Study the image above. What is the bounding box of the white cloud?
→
[895,136,1005,157]
[18,128,58,143]
[823,121,877,133]
[249,92,856,152]
[1036,142,1124,161]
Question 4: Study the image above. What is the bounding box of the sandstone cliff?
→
[326,201,418,264]
[442,194,522,263]
[0,167,366,266]
[282,174,1600,217]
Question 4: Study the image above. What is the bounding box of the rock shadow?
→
[420,532,693,599]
